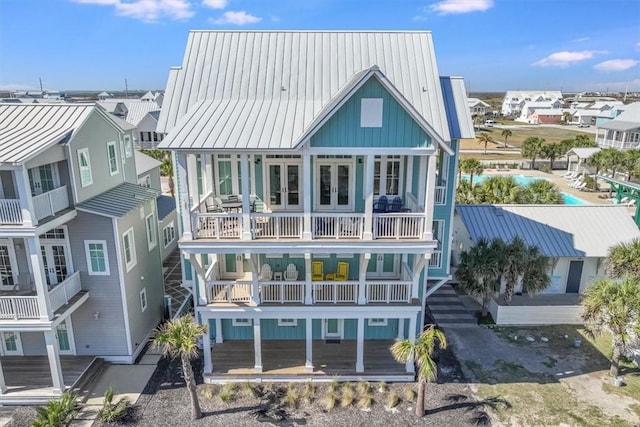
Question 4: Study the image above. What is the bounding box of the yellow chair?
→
[311,261,324,281]
[333,262,349,281]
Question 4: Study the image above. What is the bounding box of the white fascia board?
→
[178,240,438,254]
[197,304,421,318]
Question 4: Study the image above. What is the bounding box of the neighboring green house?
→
[157,31,473,382]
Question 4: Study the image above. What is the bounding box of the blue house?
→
[157,31,473,382]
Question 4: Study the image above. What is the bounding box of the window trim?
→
[368,318,387,326]
[123,134,133,158]
[145,213,157,251]
[122,228,137,272]
[232,318,252,327]
[106,141,119,176]
[84,240,110,276]
[278,319,297,327]
[77,148,93,187]
[140,288,147,312]
[163,221,175,248]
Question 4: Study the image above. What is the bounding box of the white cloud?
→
[413,15,427,22]
[212,10,261,25]
[0,83,37,91]
[594,59,639,72]
[429,0,494,15]
[533,50,604,67]
[571,37,589,43]
[70,0,194,23]
[202,0,227,9]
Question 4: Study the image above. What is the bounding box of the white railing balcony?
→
[0,296,40,319]
[312,281,358,303]
[48,271,82,312]
[0,199,23,225]
[312,214,364,239]
[207,281,252,303]
[194,213,243,239]
[260,281,304,303]
[251,213,303,239]
[435,186,446,205]
[373,214,424,239]
[365,281,412,303]
[33,186,69,221]
[429,250,443,269]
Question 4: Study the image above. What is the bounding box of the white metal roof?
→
[135,150,162,175]
[0,104,94,164]
[124,101,161,127]
[614,102,640,123]
[158,31,453,151]
[441,76,475,139]
[456,205,640,258]
[567,147,600,159]
[467,98,490,108]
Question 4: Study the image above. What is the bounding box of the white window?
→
[107,142,119,176]
[77,148,92,187]
[122,228,137,272]
[124,134,133,158]
[232,318,252,327]
[432,220,445,248]
[373,156,402,196]
[278,319,297,327]
[145,213,157,251]
[140,288,147,312]
[163,221,175,248]
[84,240,109,275]
[138,175,151,188]
[368,318,387,326]
[360,98,383,128]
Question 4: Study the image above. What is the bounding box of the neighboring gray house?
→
[0,104,165,404]
[135,151,177,261]
[453,205,640,325]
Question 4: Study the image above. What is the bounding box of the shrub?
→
[329,378,340,392]
[356,381,371,395]
[302,383,314,404]
[32,392,79,427]
[539,165,551,174]
[403,387,417,402]
[377,381,388,393]
[242,382,257,398]
[386,390,400,409]
[201,384,216,400]
[358,393,373,409]
[340,383,356,407]
[324,390,337,411]
[219,383,237,403]
[97,387,129,423]
[284,384,299,407]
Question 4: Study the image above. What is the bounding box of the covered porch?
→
[206,339,411,382]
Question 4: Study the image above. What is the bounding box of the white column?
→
[417,156,427,208]
[407,315,417,373]
[305,318,313,373]
[250,254,260,305]
[302,152,312,240]
[253,320,263,373]
[405,156,413,201]
[412,256,428,301]
[175,152,193,239]
[15,167,35,226]
[358,254,369,304]
[240,154,252,240]
[203,154,214,197]
[215,318,223,343]
[304,254,313,304]
[203,321,212,374]
[397,318,405,340]
[187,154,199,208]
[197,255,209,306]
[45,330,65,393]
[423,155,436,240]
[0,358,7,394]
[363,155,374,240]
[27,236,52,320]
[356,317,365,373]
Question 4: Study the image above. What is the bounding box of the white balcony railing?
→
[435,186,446,205]
[429,250,443,269]
[365,281,412,303]
[49,271,82,312]
[195,214,242,239]
[0,199,23,224]
[312,281,358,303]
[373,214,424,239]
[0,296,40,319]
[33,186,69,221]
[312,214,364,239]
[251,213,303,239]
[260,281,304,303]
[207,281,251,303]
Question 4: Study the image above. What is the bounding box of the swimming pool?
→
[460,174,588,205]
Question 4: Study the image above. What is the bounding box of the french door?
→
[221,254,251,278]
[266,162,302,210]
[56,319,75,354]
[367,254,400,278]
[322,319,343,339]
[40,242,70,287]
[316,160,353,211]
[28,164,59,196]
[0,240,17,290]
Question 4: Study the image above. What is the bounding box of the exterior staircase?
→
[427,283,477,328]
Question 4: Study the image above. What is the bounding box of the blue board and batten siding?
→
[310,78,431,149]
[208,318,400,341]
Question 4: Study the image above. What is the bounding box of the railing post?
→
[302,152,312,240]
[11,299,17,320]
[363,155,374,240]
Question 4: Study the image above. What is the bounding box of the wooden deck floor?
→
[1,356,95,396]
[210,339,406,377]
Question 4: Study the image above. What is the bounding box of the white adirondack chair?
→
[259,264,273,281]
[284,263,298,281]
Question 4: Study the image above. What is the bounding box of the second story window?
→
[373,156,401,196]
[77,148,92,187]
[124,135,133,158]
[145,213,157,251]
[107,142,119,176]
[84,240,110,275]
[122,228,137,272]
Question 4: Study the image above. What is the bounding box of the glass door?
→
[40,243,69,287]
[56,319,74,354]
[1,332,22,355]
[268,164,283,209]
[0,241,17,290]
[315,161,353,211]
[286,164,301,209]
[323,319,343,339]
[266,162,302,211]
[28,164,57,196]
[222,254,246,278]
[367,254,399,278]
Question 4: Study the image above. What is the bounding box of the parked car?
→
[485,119,495,127]
[578,123,590,128]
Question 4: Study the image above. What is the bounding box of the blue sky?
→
[0,0,638,92]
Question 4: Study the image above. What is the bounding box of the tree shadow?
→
[425,393,511,426]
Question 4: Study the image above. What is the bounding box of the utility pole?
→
[39,77,43,92]
[124,78,129,99]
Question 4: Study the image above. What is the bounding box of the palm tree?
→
[460,158,484,186]
[582,277,640,377]
[574,134,596,147]
[587,150,606,191]
[455,238,502,317]
[477,132,495,155]
[498,237,528,304]
[621,149,640,180]
[521,137,545,170]
[518,245,551,296]
[541,142,563,170]
[562,111,573,124]
[475,176,525,204]
[391,325,447,416]
[605,238,640,280]
[153,316,207,420]
[500,129,513,148]
[525,180,564,204]
[455,179,477,204]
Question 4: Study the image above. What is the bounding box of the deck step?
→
[427,283,477,328]
[73,358,110,403]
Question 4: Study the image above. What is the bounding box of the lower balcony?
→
[0,272,85,321]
